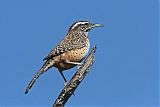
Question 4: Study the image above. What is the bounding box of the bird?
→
[25,20,103,94]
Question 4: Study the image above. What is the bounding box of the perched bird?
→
[25,21,103,94]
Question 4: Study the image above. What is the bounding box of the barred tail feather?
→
[25,69,43,94]
[25,60,54,94]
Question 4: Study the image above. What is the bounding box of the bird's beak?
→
[91,23,104,28]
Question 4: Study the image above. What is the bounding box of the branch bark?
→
[53,45,97,107]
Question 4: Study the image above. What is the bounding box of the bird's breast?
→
[64,38,90,62]
[53,39,90,70]
[66,46,89,61]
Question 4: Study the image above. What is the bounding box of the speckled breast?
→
[66,39,90,62]
[53,39,90,70]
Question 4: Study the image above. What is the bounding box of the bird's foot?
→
[77,64,82,70]
[64,82,68,86]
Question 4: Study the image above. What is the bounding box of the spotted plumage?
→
[25,21,103,94]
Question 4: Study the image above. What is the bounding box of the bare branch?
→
[53,45,97,107]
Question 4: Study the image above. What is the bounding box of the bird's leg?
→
[65,60,82,65]
[65,60,83,70]
[58,69,75,96]
[58,69,67,83]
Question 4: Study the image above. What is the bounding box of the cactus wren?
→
[25,21,103,94]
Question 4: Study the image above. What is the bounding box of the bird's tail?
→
[25,60,55,94]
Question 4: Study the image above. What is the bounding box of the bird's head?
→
[69,21,104,32]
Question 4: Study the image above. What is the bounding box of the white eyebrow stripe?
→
[71,21,89,30]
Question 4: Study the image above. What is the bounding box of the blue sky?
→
[0,0,159,107]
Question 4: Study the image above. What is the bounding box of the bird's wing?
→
[43,34,83,60]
